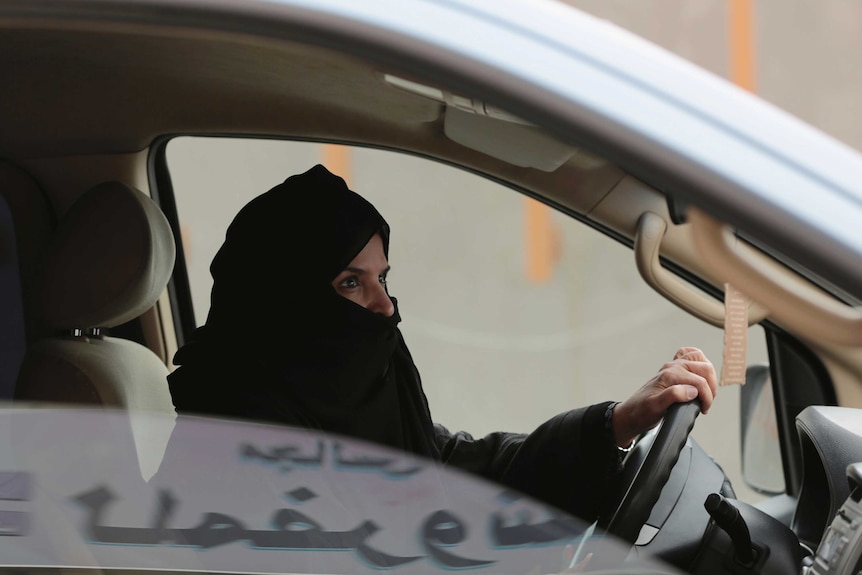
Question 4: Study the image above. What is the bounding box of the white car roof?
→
[4,0,862,297]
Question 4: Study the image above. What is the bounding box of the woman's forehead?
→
[341,234,389,271]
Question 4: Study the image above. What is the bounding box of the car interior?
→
[2,9,862,575]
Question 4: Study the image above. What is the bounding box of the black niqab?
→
[168,164,440,459]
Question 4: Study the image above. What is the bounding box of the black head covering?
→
[168,164,440,458]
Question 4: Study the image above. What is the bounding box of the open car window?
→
[166,137,772,503]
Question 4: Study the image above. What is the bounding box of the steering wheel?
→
[602,399,702,545]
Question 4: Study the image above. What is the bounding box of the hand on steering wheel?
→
[600,347,717,545]
[609,347,716,449]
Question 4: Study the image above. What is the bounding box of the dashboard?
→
[621,406,862,575]
[795,407,862,575]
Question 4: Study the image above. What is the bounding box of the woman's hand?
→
[611,347,717,447]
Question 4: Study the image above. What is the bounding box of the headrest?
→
[38,182,176,331]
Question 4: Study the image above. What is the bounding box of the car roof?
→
[2,0,862,307]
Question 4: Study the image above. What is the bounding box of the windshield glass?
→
[0,407,671,574]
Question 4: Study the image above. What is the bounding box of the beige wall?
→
[565,1,862,152]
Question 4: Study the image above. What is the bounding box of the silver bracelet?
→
[604,401,637,453]
[618,438,637,453]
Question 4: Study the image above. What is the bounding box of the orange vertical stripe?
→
[322,144,352,184]
[525,197,555,283]
[728,0,756,92]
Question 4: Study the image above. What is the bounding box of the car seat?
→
[14,180,177,479]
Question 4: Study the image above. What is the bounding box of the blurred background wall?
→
[565,0,862,152]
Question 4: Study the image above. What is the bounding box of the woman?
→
[168,164,717,521]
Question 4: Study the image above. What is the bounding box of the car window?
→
[166,136,772,502]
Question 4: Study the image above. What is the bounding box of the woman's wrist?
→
[610,401,638,448]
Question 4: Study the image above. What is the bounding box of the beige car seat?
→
[15,181,177,479]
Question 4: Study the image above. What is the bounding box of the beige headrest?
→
[38,182,176,330]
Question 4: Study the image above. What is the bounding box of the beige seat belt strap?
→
[721,283,749,386]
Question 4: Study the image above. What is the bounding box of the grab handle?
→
[635,212,768,328]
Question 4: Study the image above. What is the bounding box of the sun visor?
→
[443,106,576,171]
[383,74,588,172]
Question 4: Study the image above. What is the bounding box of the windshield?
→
[0,407,672,574]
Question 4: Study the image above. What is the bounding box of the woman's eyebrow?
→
[343,265,391,275]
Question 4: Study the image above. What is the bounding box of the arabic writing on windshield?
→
[0,412,609,574]
[71,438,585,569]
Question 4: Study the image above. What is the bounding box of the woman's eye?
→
[340,277,359,289]
[379,275,388,285]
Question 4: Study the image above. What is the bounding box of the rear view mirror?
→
[740,363,785,495]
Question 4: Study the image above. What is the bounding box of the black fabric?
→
[434,403,623,521]
[170,165,437,457]
[168,164,621,521]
